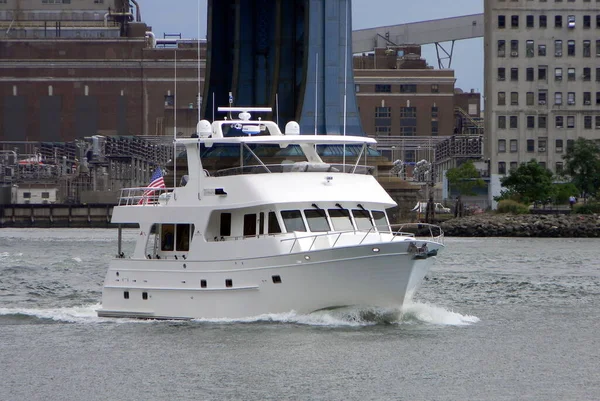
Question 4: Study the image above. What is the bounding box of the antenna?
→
[174,49,177,188]
[314,52,318,136]
[343,0,349,168]
[197,0,202,122]
[276,93,280,126]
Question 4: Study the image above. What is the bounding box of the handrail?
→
[118,187,175,206]
[279,223,444,253]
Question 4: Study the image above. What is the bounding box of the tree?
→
[446,160,486,196]
[498,160,555,204]
[562,138,600,201]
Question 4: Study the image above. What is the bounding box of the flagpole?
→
[174,49,177,191]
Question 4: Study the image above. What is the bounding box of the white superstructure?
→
[97,108,444,319]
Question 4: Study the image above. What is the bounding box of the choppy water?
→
[1,229,599,401]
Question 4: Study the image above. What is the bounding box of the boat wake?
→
[0,302,479,327]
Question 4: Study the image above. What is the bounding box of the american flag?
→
[138,167,166,205]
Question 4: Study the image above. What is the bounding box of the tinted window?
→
[268,212,281,234]
[304,209,331,232]
[244,214,257,236]
[176,224,194,251]
[352,209,374,230]
[281,210,306,232]
[372,211,390,233]
[220,213,231,236]
[161,224,175,251]
[328,209,354,231]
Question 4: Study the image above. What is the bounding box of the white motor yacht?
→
[97,108,444,319]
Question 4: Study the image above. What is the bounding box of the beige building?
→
[485,0,600,205]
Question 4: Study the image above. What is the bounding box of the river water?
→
[0,229,598,401]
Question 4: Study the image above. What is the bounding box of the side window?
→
[281,210,306,232]
[268,212,281,234]
[304,209,331,232]
[372,211,390,233]
[243,214,257,236]
[352,209,374,230]
[161,224,175,251]
[328,209,354,231]
[176,224,194,251]
[259,212,265,235]
[220,213,231,236]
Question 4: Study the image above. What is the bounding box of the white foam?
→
[0,304,104,324]
[401,301,480,326]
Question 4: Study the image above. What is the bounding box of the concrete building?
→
[485,0,600,206]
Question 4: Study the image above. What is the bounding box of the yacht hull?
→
[97,241,441,320]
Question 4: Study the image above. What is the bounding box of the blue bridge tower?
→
[203,0,363,135]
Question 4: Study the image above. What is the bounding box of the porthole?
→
[272,275,282,284]
[142,292,148,300]
[225,279,233,288]
[201,280,207,288]
[123,291,129,299]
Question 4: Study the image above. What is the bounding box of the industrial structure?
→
[485,0,600,206]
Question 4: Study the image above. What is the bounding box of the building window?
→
[538,66,547,81]
[510,68,519,81]
[584,15,591,28]
[583,40,591,57]
[555,15,562,28]
[567,92,575,105]
[527,139,535,152]
[526,92,534,105]
[555,92,563,105]
[567,116,575,129]
[431,84,439,93]
[538,91,547,105]
[498,139,506,153]
[556,139,564,153]
[596,40,600,56]
[510,139,518,153]
[511,15,519,28]
[555,40,562,57]
[583,68,591,81]
[539,15,547,28]
[538,139,547,153]
[375,106,391,118]
[556,116,564,128]
[400,84,417,93]
[400,127,416,136]
[41,192,50,199]
[498,68,506,80]
[400,107,416,117]
[23,192,31,199]
[584,92,591,105]
[527,115,535,128]
[596,116,600,129]
[510,92,519,105]
[510,40,519,57]
[526,40,534,57]
[526,68,534,81]
[567,68,575,81]
[498,40,506,57]
[554,67,563,81]
[538,44,546,56]
[498,115,506,129]
[596,91,600,105]
[431,106,438,118]
[498,92,506,105]
[539,115,547,129]
[567,40,575,56]
[498,162,507,175]
[526,15,534,28]
[509,115,518,129]
[375,84,391,93]
[431,120,439,135]
[498,15,506,28]
[584,115,592,129]
[375,126,391,135]
[555,162,564,173]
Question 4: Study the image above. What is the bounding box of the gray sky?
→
[138,0,483,93]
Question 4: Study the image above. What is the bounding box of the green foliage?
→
[562,138,600,200]
[496,200,530,214]
[500,160,555,204]
[554,183,579,204]
[446,160,486,196]
[573,202,600,215]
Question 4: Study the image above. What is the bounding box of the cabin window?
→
[225,279,233,288]
[142,292,148,300]
[281,210,306,232]
[304,209,331,232]
[244,214,257,236]
[372,211,390,233]
[123,291,129,299]
[200,280,207,288]
[352,209,374,230]
[220,213,232,236]
[268,212,281,234]
[259,212,265,235]
[176,224,194,251]
[272,275,282,284]
[161,224,175,251]
[328,209,354,231]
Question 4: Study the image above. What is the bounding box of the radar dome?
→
[196,120,212,137]
[284,121,300,135]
